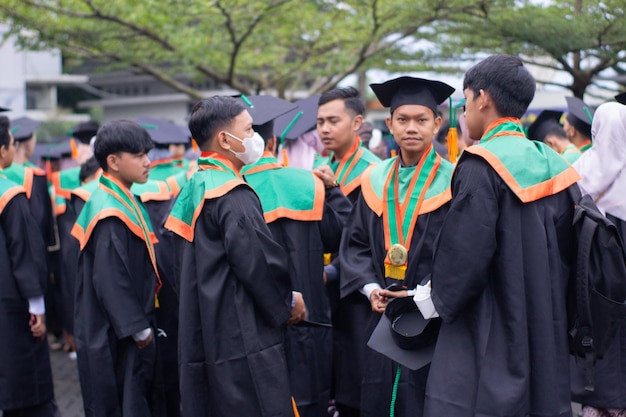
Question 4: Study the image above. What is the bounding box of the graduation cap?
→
[367,296,441,371]
[0,106,10,113]
[136,117,189,147]
[526,110,563,141]
[234,95,298,140]
[273,95,321,142]
[70,120,100,145]
[615,92,626,105]
[10,116,42,142]
[565,96,594,137]
[370,76,455,114]
[41,142,73,161]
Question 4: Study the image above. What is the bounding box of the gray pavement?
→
[50,350,83,417]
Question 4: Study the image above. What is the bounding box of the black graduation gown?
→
[143,199,180,417]
[265,186,351,417]
[57,206,78,335]
[74,217,159,417]
[175,186,294,417]
[570,213,626,409]
[425,154,576,417]
[339,191,450,417]
[0,194,55,411]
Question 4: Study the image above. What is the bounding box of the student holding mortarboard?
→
[528,110,581,163]
[0,115,61,417]
[338,76,454,417]
[564,96,595,153]
[391,55,580,417]
[239,95,352,417]
[165,96,307,417]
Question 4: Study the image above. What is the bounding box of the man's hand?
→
[314,165,339,189]
[29,314,46,340]
[135,330,153,349]
[370,288,389,314]
[287,291,307,325]
[378,289,409,300]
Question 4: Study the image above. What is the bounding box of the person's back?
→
[165,96,304,417]
[417,55,580,417]
[571,101,626,416]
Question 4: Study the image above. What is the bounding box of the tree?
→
[1,0,486,99]
[423,0,626,99]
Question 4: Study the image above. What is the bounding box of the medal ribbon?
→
[383,145,440,257]
[333,138,364,188]
[99,173,162,298]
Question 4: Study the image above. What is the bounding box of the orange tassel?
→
[390,149,397,158]
[45,160,52,182]
[291,397,300,417]
[447,127,459,163]
[70,138,78,160]
[191,139,198,153]
[282,148,289,166]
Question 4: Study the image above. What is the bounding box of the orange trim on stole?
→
[71,188,92,203]
[139,181,171,202]
[164,179,247,242]
[0,186,26,214]
[22,167,34,199]
[71,207,158,250]
[166,176,181,197]
[263,175,325,223]
[51,171,72,200]
[464,146,581,203]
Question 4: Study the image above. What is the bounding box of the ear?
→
[106,153,120,173]
[267,136,277,154]
[352,114,364,132]
[216,131,232,151]
[478,89,493,111]
[433,115,443,134]
[385,116,393,133]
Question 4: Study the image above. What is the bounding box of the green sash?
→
[164,153,247,242]
[463,117,580,203]
[561,144,581,164]
[52,166,81,200]
[0,173,26,215]
[71,173,161,295]
[241,155,324,223]
[149,158,187,181]
[4,163,36,199]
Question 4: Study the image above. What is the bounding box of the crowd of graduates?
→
[0,54,625,417]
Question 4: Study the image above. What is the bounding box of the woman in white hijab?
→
[571,101,626,417]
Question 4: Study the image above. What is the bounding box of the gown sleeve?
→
[91,217,151,339]
[215,186,292,327]
[319,186,352,253]
[430,155,499,323]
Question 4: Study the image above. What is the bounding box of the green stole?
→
[315,136,381,196]
[149,158,187,181]
[71,173,162,297]
[4,163,41,199]
[561,144,581,164]
[578,140,592,153]
[165,161,198,197]
[0,173,26,215]
[241,153,324,223]
[52,166,81,200]
[463,117,580,203]
[360,145,453,280]
[164,152,247,242]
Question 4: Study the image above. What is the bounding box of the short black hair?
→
[545,124,568,141]
[188,96,247,148]
[93,120,154,171]
[318,87,364,116]
[79,156,101,183]
[463,55,535,119]
[0,116,10,149]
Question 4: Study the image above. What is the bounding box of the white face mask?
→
[225,131,264,165]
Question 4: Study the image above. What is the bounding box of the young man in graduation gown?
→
[0,116,60,417]
[164,96,306,417]
[71,120,162,417]
[239,95,352,417]
[527,110,581,163]
[389,55,580,417]
[339,77,455,417]
[314,87,381,417]
[136,116,189,181]
[564,96,595,153]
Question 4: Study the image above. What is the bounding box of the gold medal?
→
[387,244,408,266]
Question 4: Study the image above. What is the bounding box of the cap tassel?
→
[191,138,198,153]
[45,159,52,182]
[282,148,289,166]
[447,127,459,163]
[70,138,78,160]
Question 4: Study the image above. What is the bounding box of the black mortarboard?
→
[235,95,297,140]
[273,95,321,141]
[367,297,441,371]
[370,76,455,114]
[527,110,563,141]
[136,117,189,147]
[10,117,42,142]
[615,92,626,105]
[70,120,100,144]
[565,96,594,137]
[41,141,73,161]
[0,106,10,113]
